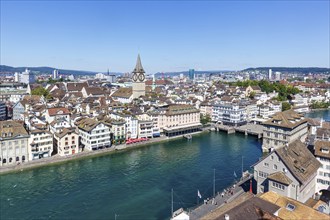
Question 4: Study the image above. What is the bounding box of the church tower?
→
[132,54,146,99]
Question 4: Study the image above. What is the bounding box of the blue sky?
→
[1,1,329,73]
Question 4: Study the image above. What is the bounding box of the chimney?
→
[224,214,230,220]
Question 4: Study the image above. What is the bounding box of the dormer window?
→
[321,148,329,154]
[286,203,295,211]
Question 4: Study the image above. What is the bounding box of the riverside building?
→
[54,127,79,156]
[314,140,330,193]
[0,121,29,166]
[77,118,112,151]
[253,140,321,203]
[262,110,308,152]
[153,104,202,137]
[28,129,53,160]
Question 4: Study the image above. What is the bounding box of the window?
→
[286,203,295,211]
[16,157,19,161]
[258,171,268,178]
[273,165,277,170]
[272,181,285,190]
[264,162,269,167]
[271,156,274,160]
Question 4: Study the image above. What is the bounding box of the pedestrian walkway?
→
[189,174,252,220]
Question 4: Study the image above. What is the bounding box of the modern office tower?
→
[268,69,272,80]
[20,69,35,84]
[189,69,195,80]
[53,69,59,79]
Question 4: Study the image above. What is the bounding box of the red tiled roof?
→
[47,107,70,116]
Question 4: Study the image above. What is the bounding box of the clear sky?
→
[1,1,329,73]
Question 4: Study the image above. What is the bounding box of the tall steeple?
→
[132,54,145,74]
[131,54,146,99]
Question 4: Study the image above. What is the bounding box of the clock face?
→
[132,73,138,82]
[138,73,145,82]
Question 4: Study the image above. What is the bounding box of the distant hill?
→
[0,65,121,76]
[243,67,330,74]
[153,70,232,78]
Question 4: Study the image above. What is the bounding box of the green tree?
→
[249,91,256,99]
[31,87,52,100]
[200,113,211,125]
[282,102,291,112]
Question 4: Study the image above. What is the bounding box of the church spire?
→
[132,54,145,74]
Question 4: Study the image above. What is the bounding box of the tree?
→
[31,87,52,100]
[249,91,256,99]
[282,102,291,112]
[200,113,211,125]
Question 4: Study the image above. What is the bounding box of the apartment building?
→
[0,121,29,166]
[54,127,79,156]
[314,140,330,193]
[212,103,247,126]
[135,113,153,139]
[28,129,53,160]
[262,110,308,152]
[45,107,71,124]
[253,140,321,203]
[110,112,138,139]
[77,118,112,151]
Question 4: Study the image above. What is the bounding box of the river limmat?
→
[1,132,262,220]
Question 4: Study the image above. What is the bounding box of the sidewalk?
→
[189,175,252,220]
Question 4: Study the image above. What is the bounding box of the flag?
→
[234,171,237,178]
[197,190,202,199]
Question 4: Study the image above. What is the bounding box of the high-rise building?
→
[268,69,272,80]
[132,54,146,99]
[53,69,59,79]
[14,72,20,82]
[20,69,35,85]
[275,71,281,81]
[189,69,195,80]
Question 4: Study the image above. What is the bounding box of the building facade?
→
[28,129,53,160]
[262,110,308,152]
[54,127,79,156]
[0,101,6,120]
[0,121,29,166]
[253,140,321,203]
[314,140,330,193]
[77,118,112,151]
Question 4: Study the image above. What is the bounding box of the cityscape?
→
[0,1,330,220]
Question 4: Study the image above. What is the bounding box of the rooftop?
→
[263,109,307,129]
[260,191,329,220]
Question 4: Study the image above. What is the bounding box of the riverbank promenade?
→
[189,173,253,220]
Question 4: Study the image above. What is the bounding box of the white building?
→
[28,129,53,160]
[274,72,281,81]
[314,141,330,193]
[110,112,138,139]
[95,72,116,83]
[0,121,29,166]
[212,103,247,126]
[268,69,272,80]
[77,118,112,151]
[45,107,71,124]
[53,69,59,79]
[20,69,35,85]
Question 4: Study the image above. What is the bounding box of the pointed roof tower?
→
[132,54,145,74]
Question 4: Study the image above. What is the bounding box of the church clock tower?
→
[132,54,146,99]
